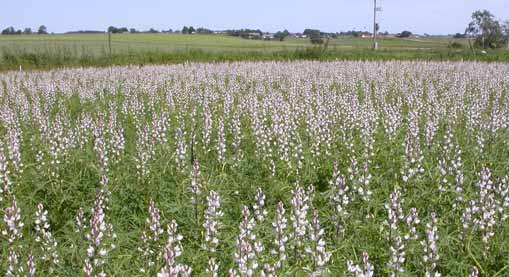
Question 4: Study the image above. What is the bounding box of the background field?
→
[0,33,508,70]
[0,33,467,52]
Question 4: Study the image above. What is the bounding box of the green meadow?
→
[0,33,507,70]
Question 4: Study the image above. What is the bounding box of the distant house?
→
[292,33,307,38]
[246,32,262,39]
[262,33,275,40]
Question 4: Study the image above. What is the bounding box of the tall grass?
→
[2,45,509,71]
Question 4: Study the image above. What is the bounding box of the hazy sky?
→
[2,0,508,35]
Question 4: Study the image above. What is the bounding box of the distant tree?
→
[148,28,159,33]
[305,29,323,44]
[397,30,412,38]
[303,29,318,36]
[2,26,14,35]
[65,30,104,34]
[108,26,128,33]
[188,26,195,34]
[501,20,509,48]
[466,10,503,48]
[196,27,213,34]
[182,26,189,34]
[23,28,32,34]
[129,28,138,33]
[38,25,48,34]
[274,29,289,41]
[453,33,466,39]
[226,29,262,38]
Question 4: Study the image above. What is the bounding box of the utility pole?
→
[108,32,112,59]
[373,0,378,50]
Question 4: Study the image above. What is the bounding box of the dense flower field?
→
[0,61,508,276]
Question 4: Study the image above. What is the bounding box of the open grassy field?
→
[2,33,508,71]
[0,33,467,53]
[0,60,508,276]
[0,33,307,53]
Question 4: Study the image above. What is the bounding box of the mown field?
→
[0,61,508,276]
[0,33,465,53]
[1,33,508,71]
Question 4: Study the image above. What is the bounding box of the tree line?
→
[1,25,47,35]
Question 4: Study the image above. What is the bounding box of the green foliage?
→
[107,26,128,34]
[448,41,463,49]
[196,27,213,34]
[397,30,412,38]
[1,46,509,72]
[0,34,508,71]
[466,10,505,49]
[0,61,508,275]
[274,29,290,41]
[2,26,20,35]
[226,29,263,39]
[305,29,323,44]
[37,25,48,35]
[181,26,195,34]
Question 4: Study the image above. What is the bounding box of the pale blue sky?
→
[2,0,508,35]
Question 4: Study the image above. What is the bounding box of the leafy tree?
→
[188,26,195,33]
[305,29,323,44]
[1,26,16,35]
[303,29,318,36]
[453,33,466,39]
[1,26,23,35]
[108,26,128,34]
[129,28,138,33]
[38,25,48,34]
[196,27,212,34]
[397,30,412,38]
[502,21,509,48]
[274,29,289,41]
[466,10,503,48]
[182,26,189,34]
[23,28,32,34]
[148,28,159,33]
